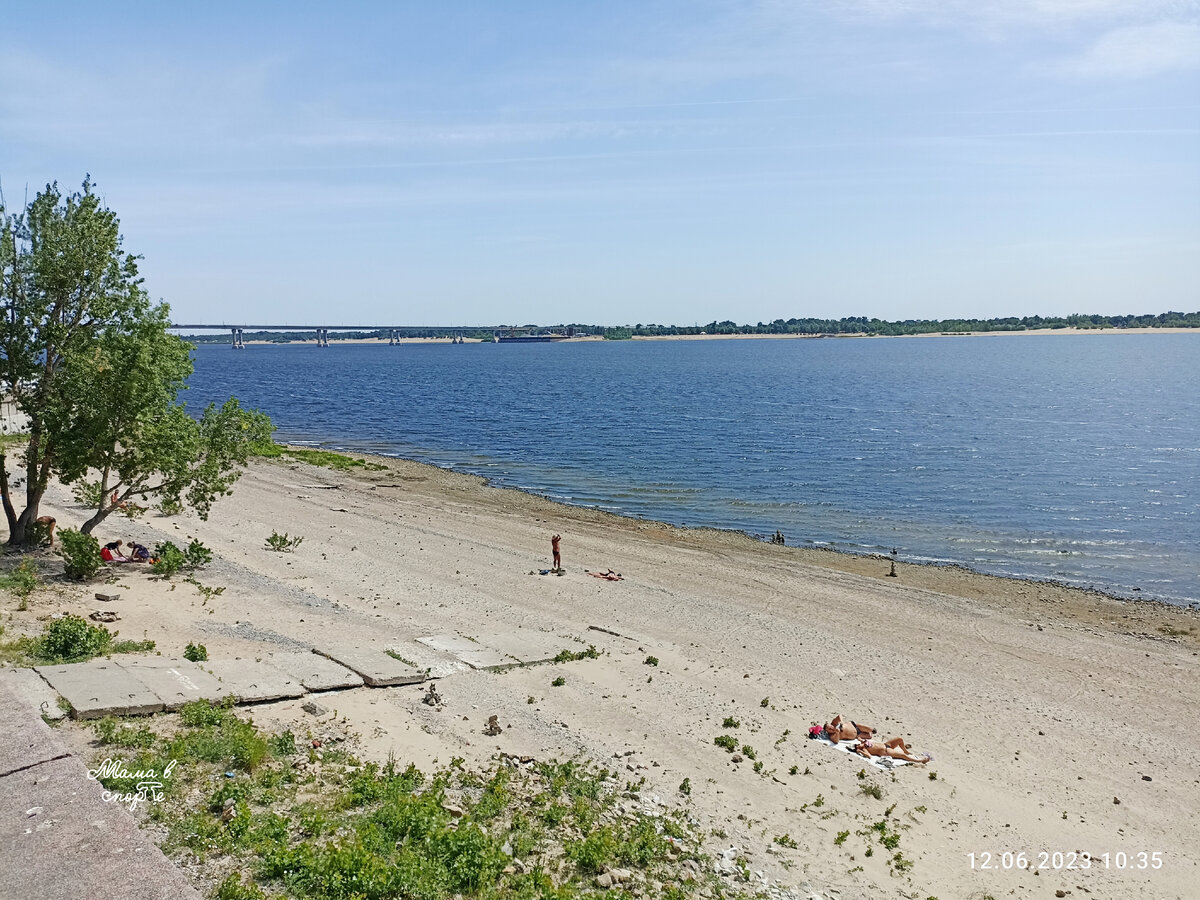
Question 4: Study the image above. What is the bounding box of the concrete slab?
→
[0,683,68,777]
[384,640,469,679]
[202,659,306,703]
[0,667,66,721]
[35,660,164,720]
[314,646,426,687]
[0,754,202,900]
[266,651,364,691]
[416,634,511,669]
[487,630,575,665]
[113,658,230,710]
[457,648,515,670]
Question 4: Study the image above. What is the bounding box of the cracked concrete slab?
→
[201,659,306,703]
[0,667,66,722]
[35,660,164,720]
[383,640,469,679]
[485,630,574,665]
[0,685,67,777]
[265,651,364,691]
[416,634,511,669]
[313,646,426,686]
[113,658,230,710]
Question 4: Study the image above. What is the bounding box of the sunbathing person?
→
[853,736,932,763]
[821,715,876,744]
[588,569,624,581]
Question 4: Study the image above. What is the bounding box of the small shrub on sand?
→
[0,559,40,601]
[553,645,600,662]
[32,615,112,662]
[58,529,103,580]
[265,531,303,553]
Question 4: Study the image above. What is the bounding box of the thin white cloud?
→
[1047,21,1200,77]
[817,0,1194,31]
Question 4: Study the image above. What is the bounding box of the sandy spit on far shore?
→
[20,451,1200,899]
[208,326,1200,346]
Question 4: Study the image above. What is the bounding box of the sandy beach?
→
[14,451,1200,899]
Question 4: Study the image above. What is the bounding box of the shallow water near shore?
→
[184,334,1200,605]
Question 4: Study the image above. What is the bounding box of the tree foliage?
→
[0,178,271,542]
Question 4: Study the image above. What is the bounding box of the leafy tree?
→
[0,178,271,543]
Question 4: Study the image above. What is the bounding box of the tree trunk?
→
[0,451,18,539]
[80,506,110,535]
[11,503,38,546]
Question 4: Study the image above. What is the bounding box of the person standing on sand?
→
[551,534,561,570]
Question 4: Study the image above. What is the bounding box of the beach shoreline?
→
[16,449,1200,899]
[192,325,1200,346]
[279,444,1200,611]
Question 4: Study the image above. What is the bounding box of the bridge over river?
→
[172,324,579,348]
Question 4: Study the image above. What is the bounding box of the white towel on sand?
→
[811,736,927,769]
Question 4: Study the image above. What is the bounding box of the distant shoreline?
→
[211,326,1200,346]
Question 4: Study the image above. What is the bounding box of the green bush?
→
[0,559,40,597]
[264,531,303,552]
[714,734,738,752]
[566,826,618,873]
[185,539,212,568]
[183,642,208,662]
[58,529,103,580]
[152,539,212,577]
[151,541,185,576]
[32,615,112,662]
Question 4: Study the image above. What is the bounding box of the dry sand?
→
[16,453,1200,899]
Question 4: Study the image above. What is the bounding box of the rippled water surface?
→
[185,335,1200,605]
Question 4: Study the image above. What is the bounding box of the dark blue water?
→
[184,335,1200,606]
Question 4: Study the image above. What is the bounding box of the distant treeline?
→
[595,310,1200,339]
[181,311,1200,343]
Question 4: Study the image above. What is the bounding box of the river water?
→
[184,334,1200,606]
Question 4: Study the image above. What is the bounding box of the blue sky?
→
[2,1,1197,326]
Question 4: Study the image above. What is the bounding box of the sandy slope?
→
[17,453,1200,899]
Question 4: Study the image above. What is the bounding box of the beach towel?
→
[809,735,928,770]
